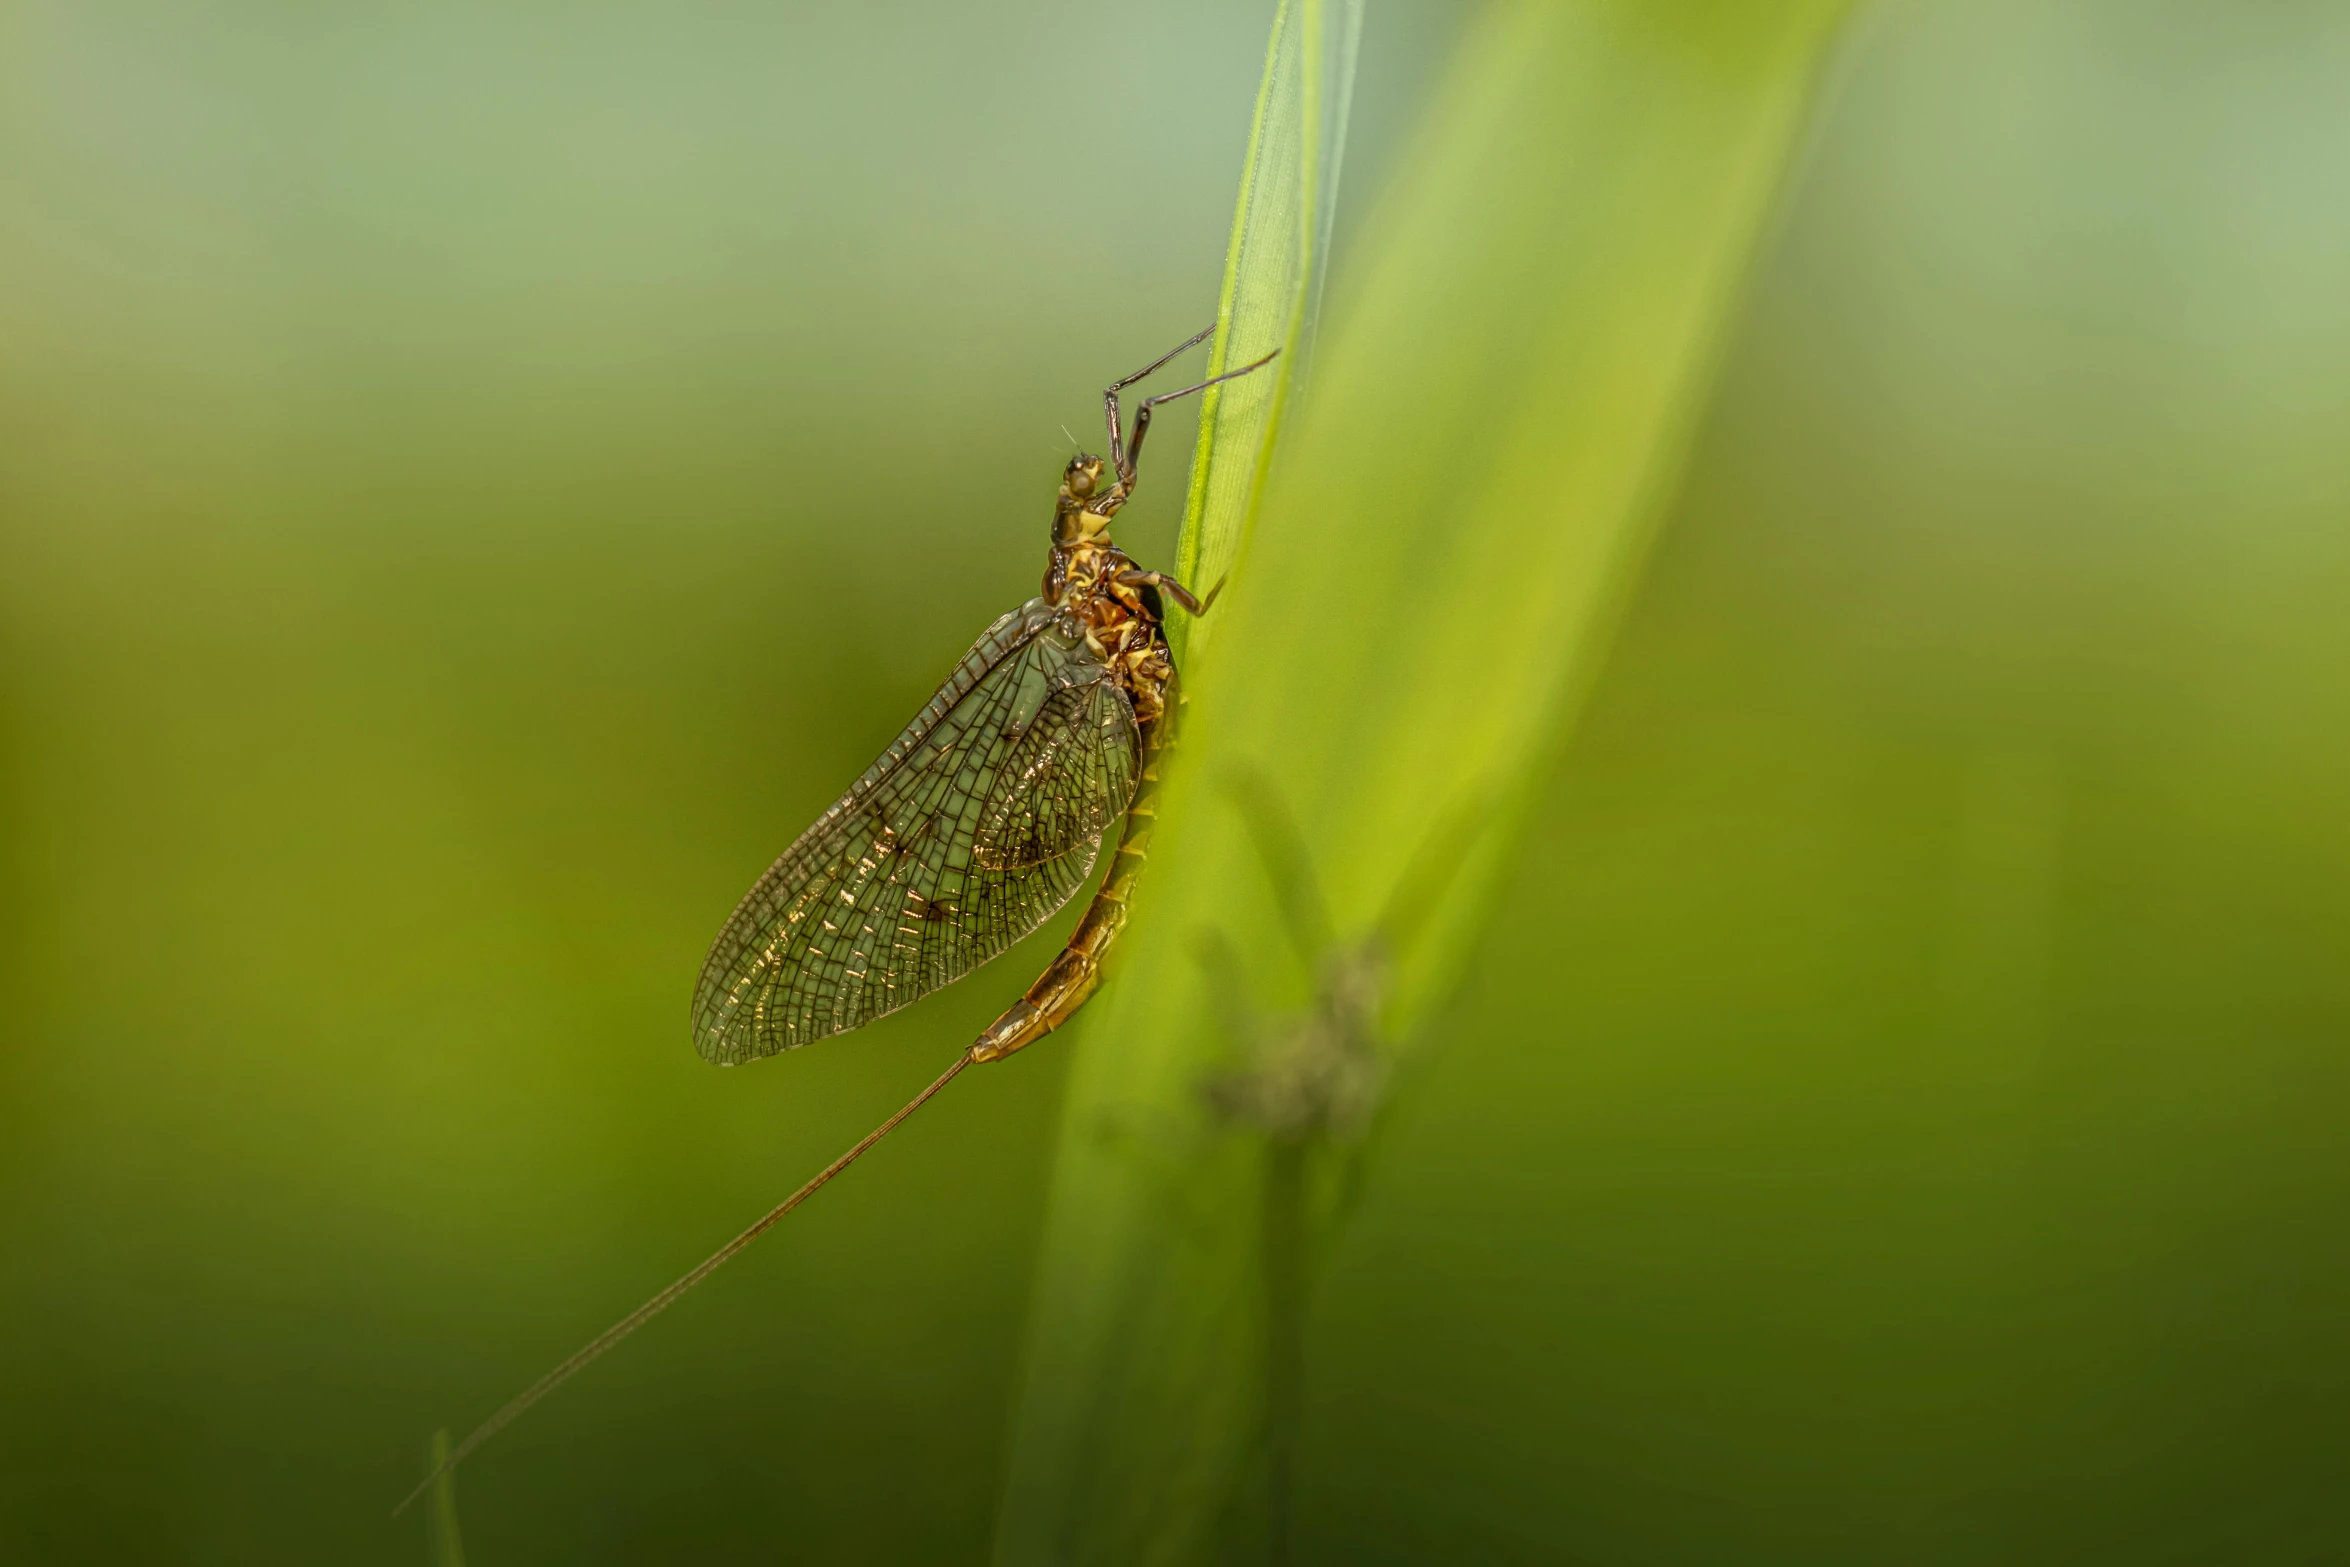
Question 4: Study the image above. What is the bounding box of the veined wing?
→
[692,598,1140,1064]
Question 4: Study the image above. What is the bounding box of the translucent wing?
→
[692,598,1140,1064]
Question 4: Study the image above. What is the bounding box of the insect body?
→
[693,326,1257,1070]
[693,455,1181,1064]
[399,328,1275,1512]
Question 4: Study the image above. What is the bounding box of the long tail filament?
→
[393,1048,974,1517]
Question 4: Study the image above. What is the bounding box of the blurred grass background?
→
[4,0,2349,1562]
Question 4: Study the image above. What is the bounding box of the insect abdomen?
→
[968,697,1170,1063]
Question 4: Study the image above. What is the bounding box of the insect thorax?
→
[1047,535,1173,728]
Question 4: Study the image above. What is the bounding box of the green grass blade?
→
[1170,0,1363,668]
[423,1429,468,1567]
[994,3,1854,1562]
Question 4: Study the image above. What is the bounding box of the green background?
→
[4,0,2346,1561]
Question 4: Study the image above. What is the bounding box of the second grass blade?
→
[993,2,1856,1563]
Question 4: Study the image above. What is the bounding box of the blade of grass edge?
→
[993,4,1359,1558]
[423,1430,467,1567]
[997,2,1854,1563]
[1169,0,1363,669]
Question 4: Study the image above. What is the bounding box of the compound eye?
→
[1065,457,1099,497]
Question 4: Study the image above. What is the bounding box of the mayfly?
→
[399,326,1276,1511]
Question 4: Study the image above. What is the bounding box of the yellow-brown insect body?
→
[969,454,1181,1062]
[1042,454,1176,727]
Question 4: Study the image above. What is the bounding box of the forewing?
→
[691,599,1141,1064]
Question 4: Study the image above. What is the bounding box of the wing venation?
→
[690,599,1140,1064]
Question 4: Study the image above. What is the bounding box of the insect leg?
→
[1117,348,1281,486]
[1107,322,1219,394]
[1103,323,1214,478]
[1114,569,1209,617]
